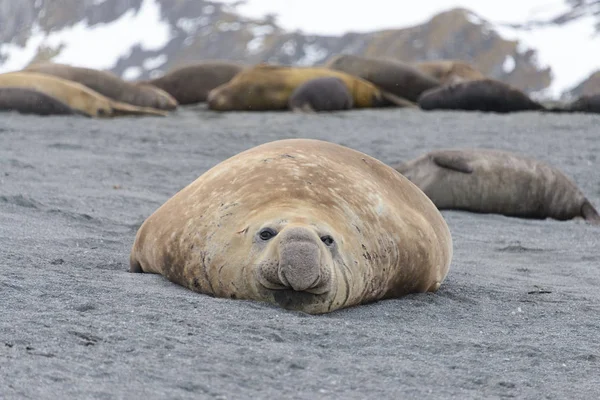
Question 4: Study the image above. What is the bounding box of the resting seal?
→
[0,72,168,118]
[0,87,77,116]
[417,79,544,113]
[138,61,245,105]
[288,77,353,112]
[413,60,485,85]
[325,54,441,102]
[130,139,453,314]
[393,148,600,224]
[207,64,415,111]
[25,62,178,110]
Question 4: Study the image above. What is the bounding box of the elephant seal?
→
[392,148,600,224]
[288,77,353,112]
[0,72,168,118]
[324,54,440,102]
[130,138,453,314]
[413,60,485,84]
[24,62,178,110]
[0,87,77,116]
[417,79,544,113]
[138,61,245,105]
[207,64,415,111]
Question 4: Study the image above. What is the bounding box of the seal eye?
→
[321,235,334,246]
[259,228,277,241]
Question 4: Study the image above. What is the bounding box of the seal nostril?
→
[259,227,277,241]
[320,235,334,246]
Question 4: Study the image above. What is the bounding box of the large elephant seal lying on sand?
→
[413,60,485,84]
[418,79,544,113]
[288,77,353,112]
[130,139,453,314]
[393,148,600,224]
[207,64,415,111]
[325,54,440,102]
[137,61,245,105]
[24,62,178,110]
[0,87,77,116]
[0,72,168,118]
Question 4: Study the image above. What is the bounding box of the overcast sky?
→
[216,0,570,35]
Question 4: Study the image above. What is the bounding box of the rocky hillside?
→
[0,0,596,98]
[568,70,600,97]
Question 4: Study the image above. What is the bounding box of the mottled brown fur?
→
[130,139,452,314]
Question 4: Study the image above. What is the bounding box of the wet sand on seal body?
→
[1,107,598,399]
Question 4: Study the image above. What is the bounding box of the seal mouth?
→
[257,275,329,295]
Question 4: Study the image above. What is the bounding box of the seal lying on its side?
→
[288,77,353,112]
[0,72,168,118]
[392,148,600,224]
[325,54,441,102]
[0,87,77,116]
[207,64,415,111]
[413,60,485,85]
[130,139,453,314]
[418,79,544,113]
[137,61,245,105]
[24,62,178,110]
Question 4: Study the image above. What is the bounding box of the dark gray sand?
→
[1,106,599,399]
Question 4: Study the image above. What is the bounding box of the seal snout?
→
[279,238,322,292]
[258,226,332,294]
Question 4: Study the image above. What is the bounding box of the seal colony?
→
[129,139,453,314]
[207,64,416,111]
[1,55,599,116]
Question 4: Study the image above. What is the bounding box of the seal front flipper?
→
[129,252,144,273]
[432,154,474,174]
[581,201,600,225]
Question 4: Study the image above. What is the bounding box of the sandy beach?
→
[1,106,599,399]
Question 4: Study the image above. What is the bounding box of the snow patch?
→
[176,16,212,36]
[502,55,516,73]
[281,41,296,56]
[149,69,163,79]
[0,0,172,74]
[495,14,600,98]
[218,22,241,32]
[123,66,143,80]
[296,44,329,66]
[465,12,485,25]
[143,54,167,70]
[246,25,276,54]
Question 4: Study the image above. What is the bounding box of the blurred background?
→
[0,0,598,101]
